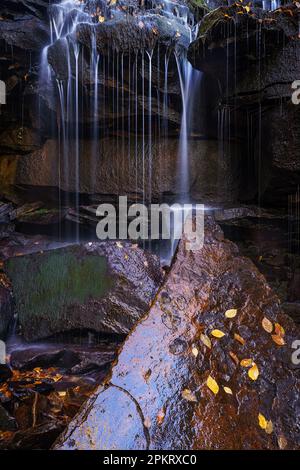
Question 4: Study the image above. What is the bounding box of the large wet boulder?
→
[55,217,300,450]
[3,241,164,341]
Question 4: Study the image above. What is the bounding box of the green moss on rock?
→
[5,248,111,327]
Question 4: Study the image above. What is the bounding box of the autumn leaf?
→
[248,363,259,381]
[234,333,245,345]
[262,317,273,333]
[278,435,287,449]
[116,241,123,248]
[192,347,199,358]
[223,386,233,395]
[272,334,285,346]
[200,334,212,349]
[182,389,197,402]
[225,309,237,318]
[258,413,267,429]
[229,351,239,365]
[157,409,165,425]
[240,358,253,367]
[206,375,219,395]
[274,323,285,337]
[265,420,273,434]
[211,329,225,338]
[144,417,151,428]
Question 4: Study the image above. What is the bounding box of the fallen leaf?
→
[248,363,259,381]
[98,15,105,23]
[223,386,233,395]
[265,420,273,434]
[272,334,285,346]
[262,317,273,333]
[225,309,237,318]
[229,351,239,365]
[274,323,285,337]
[138,20,145,29]
[234,333,245,345]
[206,375,219,395]
[200,334,212,349]
[116,241,123,248]
[182,388,197,402]
[278,435,287,449]
[240,358,253,367]
[157,409,165,425]
[144,417,151,428]
[258,413,267,430]
[192,347,199,358]
[211,329,225,338]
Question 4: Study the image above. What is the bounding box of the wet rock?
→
[6,137,237,202]
[0,404,17,431]
[0,365,13,384]
[4,241,163,341]
[0,285,13,341]
[55,217,300,450]
[8,422,66,450]
[188,5,300,204]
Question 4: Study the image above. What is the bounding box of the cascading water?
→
[41,0,201,244]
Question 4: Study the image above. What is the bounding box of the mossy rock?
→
[4,243,163,341]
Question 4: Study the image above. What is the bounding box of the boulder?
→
[4,241,164,341]
[55,218,300,450]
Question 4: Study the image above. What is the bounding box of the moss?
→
[5,248,112,325]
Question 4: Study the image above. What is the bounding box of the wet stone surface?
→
[55,217,300,450]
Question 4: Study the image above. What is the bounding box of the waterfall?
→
[40,0,201,239]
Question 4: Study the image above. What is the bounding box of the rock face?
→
[55,217,300,450]
[3,137,238,202]
[188,4,300,204]
[3,241,164,341]
[0,284,13,340]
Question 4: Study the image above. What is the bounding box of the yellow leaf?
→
[225,309,237,318]
[200,334,212,349]
[272,334,285,346]
[211,329,225,338]
[262,317,273,333]
[258,413,267,430]
[98,15,105,23]
[234,333,245,345]
[240,358,253,367]
[245,5,250,12]
[206,375,219,395]
[265,420,273,434]
[248,363,259,381]
[223,386,233,395]
[192,347,199,358]
[182,389,197,402]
